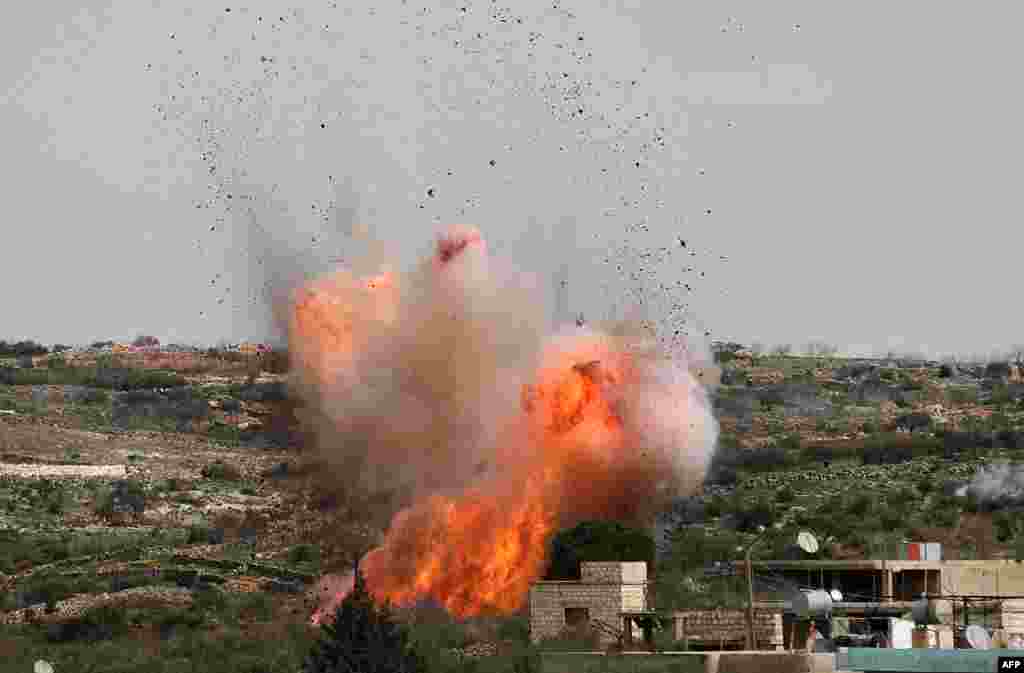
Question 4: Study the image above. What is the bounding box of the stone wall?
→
[529,562,648,646]
[674,608,784,650]
[529,582,626,644]
[580,561,647,584]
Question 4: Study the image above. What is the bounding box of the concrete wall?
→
[944,562,1024,596]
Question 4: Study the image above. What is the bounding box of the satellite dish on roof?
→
[797,531,819,554]
[965,625,992,650]
[829,589,844,603]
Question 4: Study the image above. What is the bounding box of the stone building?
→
[529,561,647,646]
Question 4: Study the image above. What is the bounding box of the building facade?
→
[529,561,647,646]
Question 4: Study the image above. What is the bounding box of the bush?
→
[776,486,795,504]
[994,511,1021,543]
[729,499,775,533]
[716,351,736,365]
[496,615,531,644]
[777,432,802,451]
[288,543,320,565]
[201,460,242,481]
[94,479,146,518]
[846,493,873,518]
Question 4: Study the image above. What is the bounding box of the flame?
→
[290,225,718,625]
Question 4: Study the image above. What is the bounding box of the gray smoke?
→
[963,462,1024,508]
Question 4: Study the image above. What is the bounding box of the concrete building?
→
[749,558,1024,605]
[529,554,1024,651]
[748,557,1024,651]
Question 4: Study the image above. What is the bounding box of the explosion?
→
[289,225,719,625]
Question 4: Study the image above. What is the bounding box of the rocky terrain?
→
[4,346,1024,670]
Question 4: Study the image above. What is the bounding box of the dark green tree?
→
[304,561,428,673]
[545,520,656,580]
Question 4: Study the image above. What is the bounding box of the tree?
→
[654,525,747,610]
[304,561,427,673]
[545,520,656,580]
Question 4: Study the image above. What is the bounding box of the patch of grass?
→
[2,617,317,673]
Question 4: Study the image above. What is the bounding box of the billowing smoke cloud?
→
[285,224,719,622]
[962,462,1024,509]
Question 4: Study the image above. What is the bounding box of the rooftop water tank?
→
[792,590,832,618]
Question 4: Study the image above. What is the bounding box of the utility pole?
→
[744,527,771,650]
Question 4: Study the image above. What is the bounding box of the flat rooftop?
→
[748,559,1024,570]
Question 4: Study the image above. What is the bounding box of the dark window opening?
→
[565,607,590,628]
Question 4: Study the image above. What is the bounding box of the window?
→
[565,607,590,627]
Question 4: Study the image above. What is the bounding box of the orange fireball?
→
[290,225,717,624]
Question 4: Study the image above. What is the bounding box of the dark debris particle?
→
[488,159,496,166]
[320,122,326,129]
[426,188,435,197]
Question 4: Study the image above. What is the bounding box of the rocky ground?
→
[3,350,1024,670]
[0,361,381,672]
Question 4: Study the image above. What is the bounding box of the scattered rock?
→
[267,578,304,593]
[894,413,932,433]
[64,385,108,404]
[262,462,289,480]
[110,479,146,515]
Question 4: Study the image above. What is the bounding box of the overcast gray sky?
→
[1,1,1020,360]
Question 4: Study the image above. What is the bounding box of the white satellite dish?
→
[797,531,819,554]
[829,589,844,603]
[965,625,992,650]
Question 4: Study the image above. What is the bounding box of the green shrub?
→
[288,544,320,565]
[776,486,795,504]
[187,525,212,545]
[201,460,242,481]
[994,511,1021,542]
[846,493,873,518]
[778,432,802,450]
[948,386,979,405]
[934,506,960,528]
[208,420,242,446]
[496,615,531,644]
